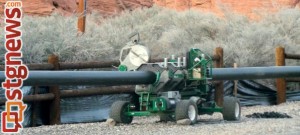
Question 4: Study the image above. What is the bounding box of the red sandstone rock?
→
[0,0,299,18]
[154,0,300,19]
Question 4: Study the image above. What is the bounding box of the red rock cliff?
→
[0,0,152,16]
[154,0,300,19]
[0,0,299,18]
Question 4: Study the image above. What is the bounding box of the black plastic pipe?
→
[0,71,157,86]
[0,66,299,86]
[212,66,300,80]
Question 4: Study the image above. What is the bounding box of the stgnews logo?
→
[1,0,29,133]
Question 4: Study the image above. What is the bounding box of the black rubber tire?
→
[109,101,133,124]
[222,96,241,121]
[175,100,198,124]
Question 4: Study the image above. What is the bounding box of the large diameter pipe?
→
[1,66,299,86]
[212,66,300,80]
[0,71,157,86]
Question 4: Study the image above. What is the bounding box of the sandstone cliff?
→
[154,0,300,19]
[0,0,299,18]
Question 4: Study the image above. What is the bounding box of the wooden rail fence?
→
[1,46,297,125]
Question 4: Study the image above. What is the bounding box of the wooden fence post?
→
[48,54,61,124]
[275,46,286,104]
[214,47,224,107]
[233,63,238,97]
[77,0,86,33]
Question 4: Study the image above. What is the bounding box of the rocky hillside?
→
[155,0,300,19]
[0,0,299,18]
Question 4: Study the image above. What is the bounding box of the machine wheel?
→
[110,101,133,124]
[175,100,198,124]
[222,96,241,121]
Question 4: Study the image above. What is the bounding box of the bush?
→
[0,6,299,67]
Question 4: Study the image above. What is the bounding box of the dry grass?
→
[0,6,299,67]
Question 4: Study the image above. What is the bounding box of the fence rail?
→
[286,78,300,82]
[285,53,300,60]
[0,86,134,105]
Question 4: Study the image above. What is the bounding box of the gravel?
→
[20,101,300,135]
[245,111,292,118]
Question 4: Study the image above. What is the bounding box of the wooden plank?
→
[286,78,300,82]
[0,86,134,105]
[0,93,55,105]
[0,63,53,71]
[60,86,134,98]
[0,59,166,71]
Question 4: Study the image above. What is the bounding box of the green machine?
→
[110,34,241,124]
